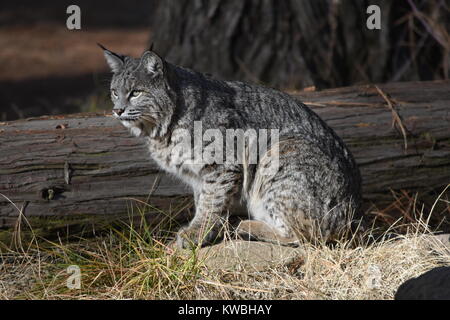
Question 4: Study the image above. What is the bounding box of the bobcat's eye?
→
[111,89,118,99]
[130,90,143,99]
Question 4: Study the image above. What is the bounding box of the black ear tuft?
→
[97,43,108,51]
[98,43,125,73]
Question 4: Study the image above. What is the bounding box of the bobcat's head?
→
[100,44,175,137]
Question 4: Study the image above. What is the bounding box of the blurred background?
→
[0,0,448,121]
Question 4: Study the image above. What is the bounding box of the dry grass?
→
[197,234,449,300]
[1,225,449,300]
[1,194,449,300]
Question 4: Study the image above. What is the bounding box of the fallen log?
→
[1,81,449,241]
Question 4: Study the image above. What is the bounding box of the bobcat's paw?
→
[176,224,221,249]
[236,220,299,246]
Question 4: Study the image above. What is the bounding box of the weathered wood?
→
[0,81,449,239]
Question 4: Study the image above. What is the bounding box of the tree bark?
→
[150,0,449,89]
[0,81,449,241]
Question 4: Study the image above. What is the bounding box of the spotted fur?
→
[102,46,362,248]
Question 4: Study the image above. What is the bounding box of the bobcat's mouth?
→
[114,110,157,137]
[113,110,142,122]
[113,112,141,129]
[119,116,140,121]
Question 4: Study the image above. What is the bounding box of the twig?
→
[406,0,448,49]
[375,85,409,151]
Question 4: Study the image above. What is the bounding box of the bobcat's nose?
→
[113,108,125,117]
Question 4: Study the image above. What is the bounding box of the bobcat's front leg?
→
[176,168,240,249]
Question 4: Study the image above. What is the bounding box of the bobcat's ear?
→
[98,43,124,73]
[141,51,164,77]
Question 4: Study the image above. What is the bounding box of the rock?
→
[395,266,450,300]
[196,240,302,271]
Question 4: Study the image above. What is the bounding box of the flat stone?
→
[196,240,302,271]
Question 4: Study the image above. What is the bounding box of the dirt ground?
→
[0,24,150,81]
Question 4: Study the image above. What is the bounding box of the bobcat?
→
[100,45,362,248]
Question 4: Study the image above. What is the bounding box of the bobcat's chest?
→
[145,137,203,192]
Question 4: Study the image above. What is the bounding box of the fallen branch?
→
[0,81,449,239]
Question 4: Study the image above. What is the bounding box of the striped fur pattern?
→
[102,47,362,248]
